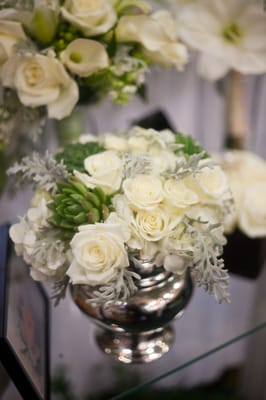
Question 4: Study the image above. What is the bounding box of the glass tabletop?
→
[49,264,266,400]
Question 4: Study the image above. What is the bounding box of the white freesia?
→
[1,53,79,119]
[164,179,198,208]
[61,0,117,36]
[123,174,164,210]
[60,38,109,77]
[67,223,129,285]
[116,10,188,69]
[0,13,26,67]
[74,150,123,194]
[178,0,266,80]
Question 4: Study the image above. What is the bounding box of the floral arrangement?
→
[159,0,266,80]
[0,0,188,192]
[8,127,234,304]
[215,150,266,239]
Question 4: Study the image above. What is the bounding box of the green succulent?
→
[48,176,112,240]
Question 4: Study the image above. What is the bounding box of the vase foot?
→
[95,326,174,364]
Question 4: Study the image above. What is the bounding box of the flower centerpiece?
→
[0,0,188,192]
[8,126,234,305]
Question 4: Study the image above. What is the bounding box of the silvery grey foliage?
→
[184,217,230,303]
[0,0,33,9]
[7,151,69,194]
[86,268,141,304]
[52,277,70,306]
[165,152,214,180]
[122,152,153,178]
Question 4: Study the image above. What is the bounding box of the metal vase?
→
[71,259,193,364]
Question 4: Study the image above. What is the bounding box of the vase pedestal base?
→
[96,325,175,364]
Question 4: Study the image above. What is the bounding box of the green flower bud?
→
[30,6,58,46]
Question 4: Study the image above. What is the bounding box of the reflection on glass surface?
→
[49,268,266,400]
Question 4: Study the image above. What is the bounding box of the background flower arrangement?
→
[155,0,266,244]
[9,127,234,304]
[160,0,266,81]
[216,150,266,239]
[0,0,188,193]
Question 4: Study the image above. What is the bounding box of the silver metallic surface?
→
[71,260,193,363]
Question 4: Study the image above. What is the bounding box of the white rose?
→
[1,53,79,120]
[111,194,144,250]
[67,223,129,285]
[123,174,164,210]
[74,150,123,194]
[127,135,149,155]
[103,134,128,152]
[193,165,229,200]
[215,150,266,236]
[0,13,26,66]
[116,11,188,69]
[60,38,109,77]
[150,149,177,174]
[238,185,266,238]
[61,0,117,36]
[135,206,177,242]
[164,179,198,208]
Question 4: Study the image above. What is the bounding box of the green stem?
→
[56,109,83,146]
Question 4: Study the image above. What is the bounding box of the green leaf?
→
[175,133,209,158]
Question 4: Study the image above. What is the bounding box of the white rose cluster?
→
[0,0,188,122]
[9,127,234,303]
[66,127,233,284]
[215,150,266,238]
